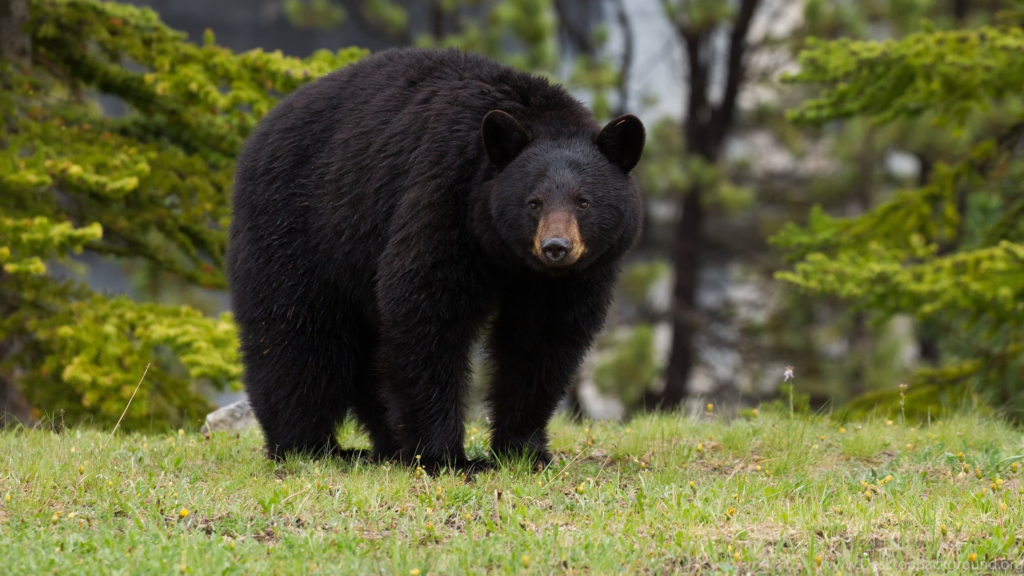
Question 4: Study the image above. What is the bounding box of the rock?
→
[203,399,256,434]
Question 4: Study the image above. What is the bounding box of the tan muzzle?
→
[532,210,585,266]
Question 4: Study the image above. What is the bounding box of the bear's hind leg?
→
[241,329,351,461]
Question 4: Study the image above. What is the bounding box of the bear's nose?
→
[541,238,571,263]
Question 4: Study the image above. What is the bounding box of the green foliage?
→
[1,217,102,276]
[415,0,558,74]
[788,26,1024,126]
[568,51,619,120]
[841,376,989,421]
[634,118,729,198]
[283,0,346,29]
[362,0,409,37]
[593,324,659,407]
[25,297,240,427]
[803,0,943,39]
[661,0,736,29]
[775,15,1024,418]
[333,0,619,112]
[760,383,811,416]
[0,0,366,427]
[619,260,669,305]
[633,119,688,196]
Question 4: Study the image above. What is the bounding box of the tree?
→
[765,0,1006,406]
[0,0,364,427]
[645,0,763,410]
[774,7,1024,418]
[646,0,1020,412]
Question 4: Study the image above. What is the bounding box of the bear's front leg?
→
[375,228,493,474]
[487,271,616,467]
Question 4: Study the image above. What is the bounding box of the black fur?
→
[228,48,644,471]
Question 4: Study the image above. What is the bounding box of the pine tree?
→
[0,0,365,427]
[775,5,1024,417]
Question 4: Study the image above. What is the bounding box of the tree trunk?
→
[0,367,33,427]
[654,183,704,409]
[0,0,33,427]
[914,154,942,366]
[0,0,31,67]
[847,126,876,397]
[651,0,759,410]
[610,0,632,118]
[847,311,868,397]
[649,24,712,410]
[0,278,32,427]
[429,0,445,40]
[951,0,968,21]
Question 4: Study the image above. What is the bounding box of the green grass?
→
[2,411,1023,574]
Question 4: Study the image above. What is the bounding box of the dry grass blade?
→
[102,363,150,451]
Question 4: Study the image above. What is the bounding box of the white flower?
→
[783,366,795,382]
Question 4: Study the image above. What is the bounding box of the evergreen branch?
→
[787,26,1024,126]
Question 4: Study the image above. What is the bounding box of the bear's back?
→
[229,49,598,323]
[235,49,596,206]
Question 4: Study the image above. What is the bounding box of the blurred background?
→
[2,0,1022,429]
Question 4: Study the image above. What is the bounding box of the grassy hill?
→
[2,411,1023,574]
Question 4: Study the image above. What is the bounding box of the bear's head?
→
[481,110,645,275]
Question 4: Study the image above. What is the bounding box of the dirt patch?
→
[252,526,277,544]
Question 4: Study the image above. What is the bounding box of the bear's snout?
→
[533,210,585,268]
[541,237,571,263]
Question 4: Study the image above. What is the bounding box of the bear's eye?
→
[527,200,541,211]
[577,198,590,210]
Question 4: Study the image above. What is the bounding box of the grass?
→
[2,410,1023,574]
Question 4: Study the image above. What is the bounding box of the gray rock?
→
[203,398,256,433]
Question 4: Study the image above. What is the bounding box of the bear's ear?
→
[481,110,530,168]
[596,114,645,173]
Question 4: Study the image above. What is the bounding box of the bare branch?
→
[610,0,634,115]
[710,0,760,148]
[682,27,712,157]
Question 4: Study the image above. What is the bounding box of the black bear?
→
[228,48,644,472]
